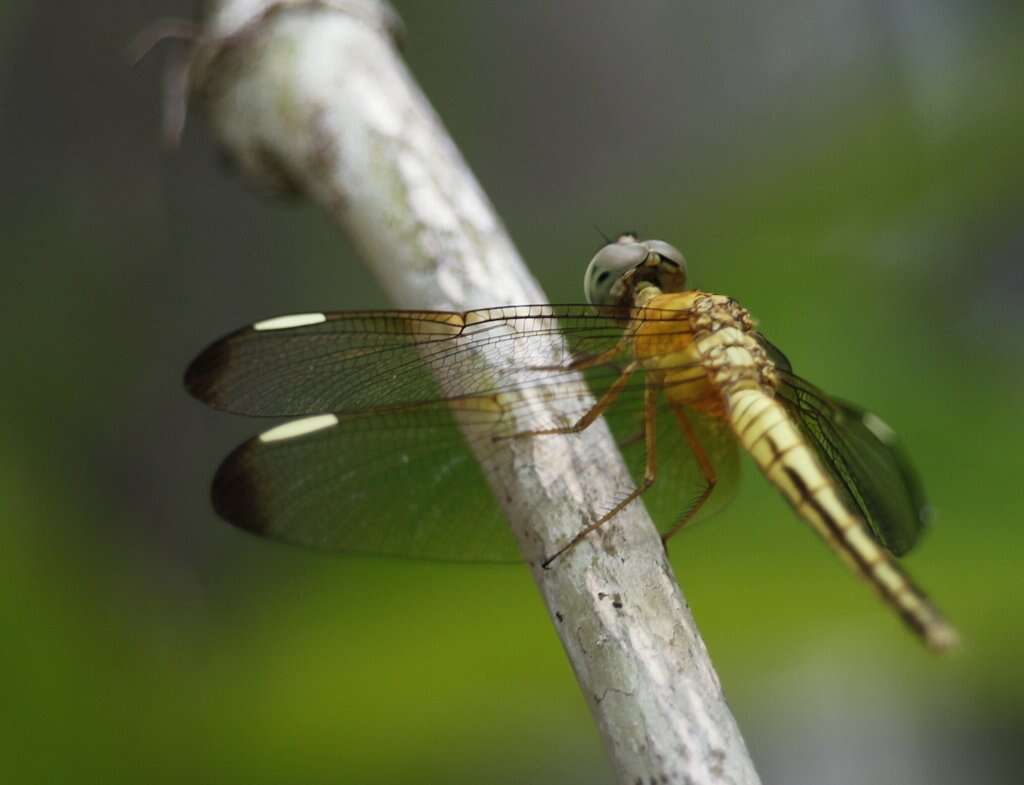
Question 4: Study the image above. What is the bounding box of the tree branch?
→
[185,2,761,782]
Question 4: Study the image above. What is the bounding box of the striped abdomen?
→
[727,387,958,651]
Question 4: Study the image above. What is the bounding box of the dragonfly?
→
[186,234,957,651]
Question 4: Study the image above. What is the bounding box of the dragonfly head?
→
[584,234,688,306]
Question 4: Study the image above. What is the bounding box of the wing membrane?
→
[184,305,699,416]
[194,304,736,560]
[213,403,520,561]
[188,306,602,415]
[759,335,928,555]
[210,381,738,560]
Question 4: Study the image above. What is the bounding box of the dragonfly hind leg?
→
[659,403,718,549]
[541,379,659,568]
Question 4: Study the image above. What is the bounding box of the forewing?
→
[185,306,634,416]
[760,335,928,555]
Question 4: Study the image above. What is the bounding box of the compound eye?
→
[584,241,647,304]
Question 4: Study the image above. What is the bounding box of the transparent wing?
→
[211,403,521,562]
[759,334,928,555]
[210,393,738,561]
[186,305,648,417]
[190,305,738,560]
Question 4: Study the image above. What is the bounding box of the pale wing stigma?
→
[259,414,339,443]
[253,313,327,331]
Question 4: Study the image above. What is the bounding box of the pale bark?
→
[186,2,761,782]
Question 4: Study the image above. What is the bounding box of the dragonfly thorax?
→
[584,234,688,307]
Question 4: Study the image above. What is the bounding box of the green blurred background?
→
[3,2,1022,783]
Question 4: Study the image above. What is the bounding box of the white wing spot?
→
[259,414,339,443]
[253,313,327,331]
[862,412,896,442]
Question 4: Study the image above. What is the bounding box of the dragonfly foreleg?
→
[659,403,718,548]
[529,333,631,373]
[541,379,659,568]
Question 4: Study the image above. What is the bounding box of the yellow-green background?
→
[3,3,1021,784]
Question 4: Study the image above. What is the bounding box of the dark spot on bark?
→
[709,748,726,777]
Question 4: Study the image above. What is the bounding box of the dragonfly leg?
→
[507,361,639,438]
[659,404,718,548]
[564,337,630,371]
[542,380,658,568]
[531,334,631,372]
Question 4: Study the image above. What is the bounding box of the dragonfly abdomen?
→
[726,387,957,650]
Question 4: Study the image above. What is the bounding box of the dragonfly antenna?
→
[591,224,613,245]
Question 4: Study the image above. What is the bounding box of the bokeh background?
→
[3,2,1022,783]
